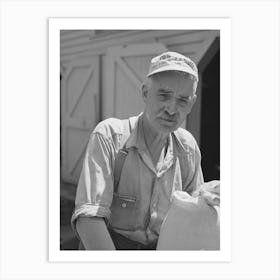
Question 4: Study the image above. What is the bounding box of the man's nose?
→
[166,98,177,115]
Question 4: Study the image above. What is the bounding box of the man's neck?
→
[143,113,168,152]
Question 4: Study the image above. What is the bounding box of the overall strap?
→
[113,116,137,192]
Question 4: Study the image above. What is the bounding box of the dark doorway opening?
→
[200,49,220,181]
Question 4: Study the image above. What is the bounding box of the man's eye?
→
[178,99,189,106]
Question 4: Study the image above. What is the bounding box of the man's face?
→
[143,71,197,135]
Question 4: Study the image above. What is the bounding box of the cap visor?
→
[147,65,198,80]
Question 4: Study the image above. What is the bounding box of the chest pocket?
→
[109,193,138,231]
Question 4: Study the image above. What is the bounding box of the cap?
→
[147,51,198,81]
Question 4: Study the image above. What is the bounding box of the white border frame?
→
[49,18,231,262]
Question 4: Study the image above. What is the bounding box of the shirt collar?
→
[126,113,175,159]
[126,113,147,151]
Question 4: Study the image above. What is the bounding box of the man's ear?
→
[142,83,149,100]
[191,94,197,106]
[186,94,197,114]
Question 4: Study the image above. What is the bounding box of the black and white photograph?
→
[54,22,229,259]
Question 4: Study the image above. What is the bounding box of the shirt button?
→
[121,203,127,208]
[153,203,157,208]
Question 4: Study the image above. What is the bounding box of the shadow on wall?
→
[60,181,79,250]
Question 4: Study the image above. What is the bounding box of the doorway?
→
[200,49,220,181]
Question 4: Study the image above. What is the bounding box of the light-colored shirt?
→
[71,113,204,245]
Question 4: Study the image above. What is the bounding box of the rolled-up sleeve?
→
[71,131,115,233]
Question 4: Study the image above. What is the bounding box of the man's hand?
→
[193,180,220,207]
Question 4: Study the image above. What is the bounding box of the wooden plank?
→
[61,72,69,183]
[167,39,203,47]
[69,68,95,117]
[61,37,91,50]
[193,30,220,64]
[61,30,136,48]
[112,43,167,57]
[61,31,96,49]
[166,43,197,56]
[60,36,157,64]
[159,30,212,45]
[60,30,75,35]
[60,30,187,57]
[62,56,100,118]
[68,141,88,175]
[116,57,142,90]
[61,31,141,56]
[60,30,91,42]
[62,117,94,130]
[61,56,100,184]
[61,30,186,50]
[103,52,116,118]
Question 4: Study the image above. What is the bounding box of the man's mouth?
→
[159,117,177,124]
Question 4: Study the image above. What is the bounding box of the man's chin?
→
[157,122,178,133]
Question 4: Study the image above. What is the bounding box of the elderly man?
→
[71,51,219,250]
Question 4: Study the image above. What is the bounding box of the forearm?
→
[76,216,116,250]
